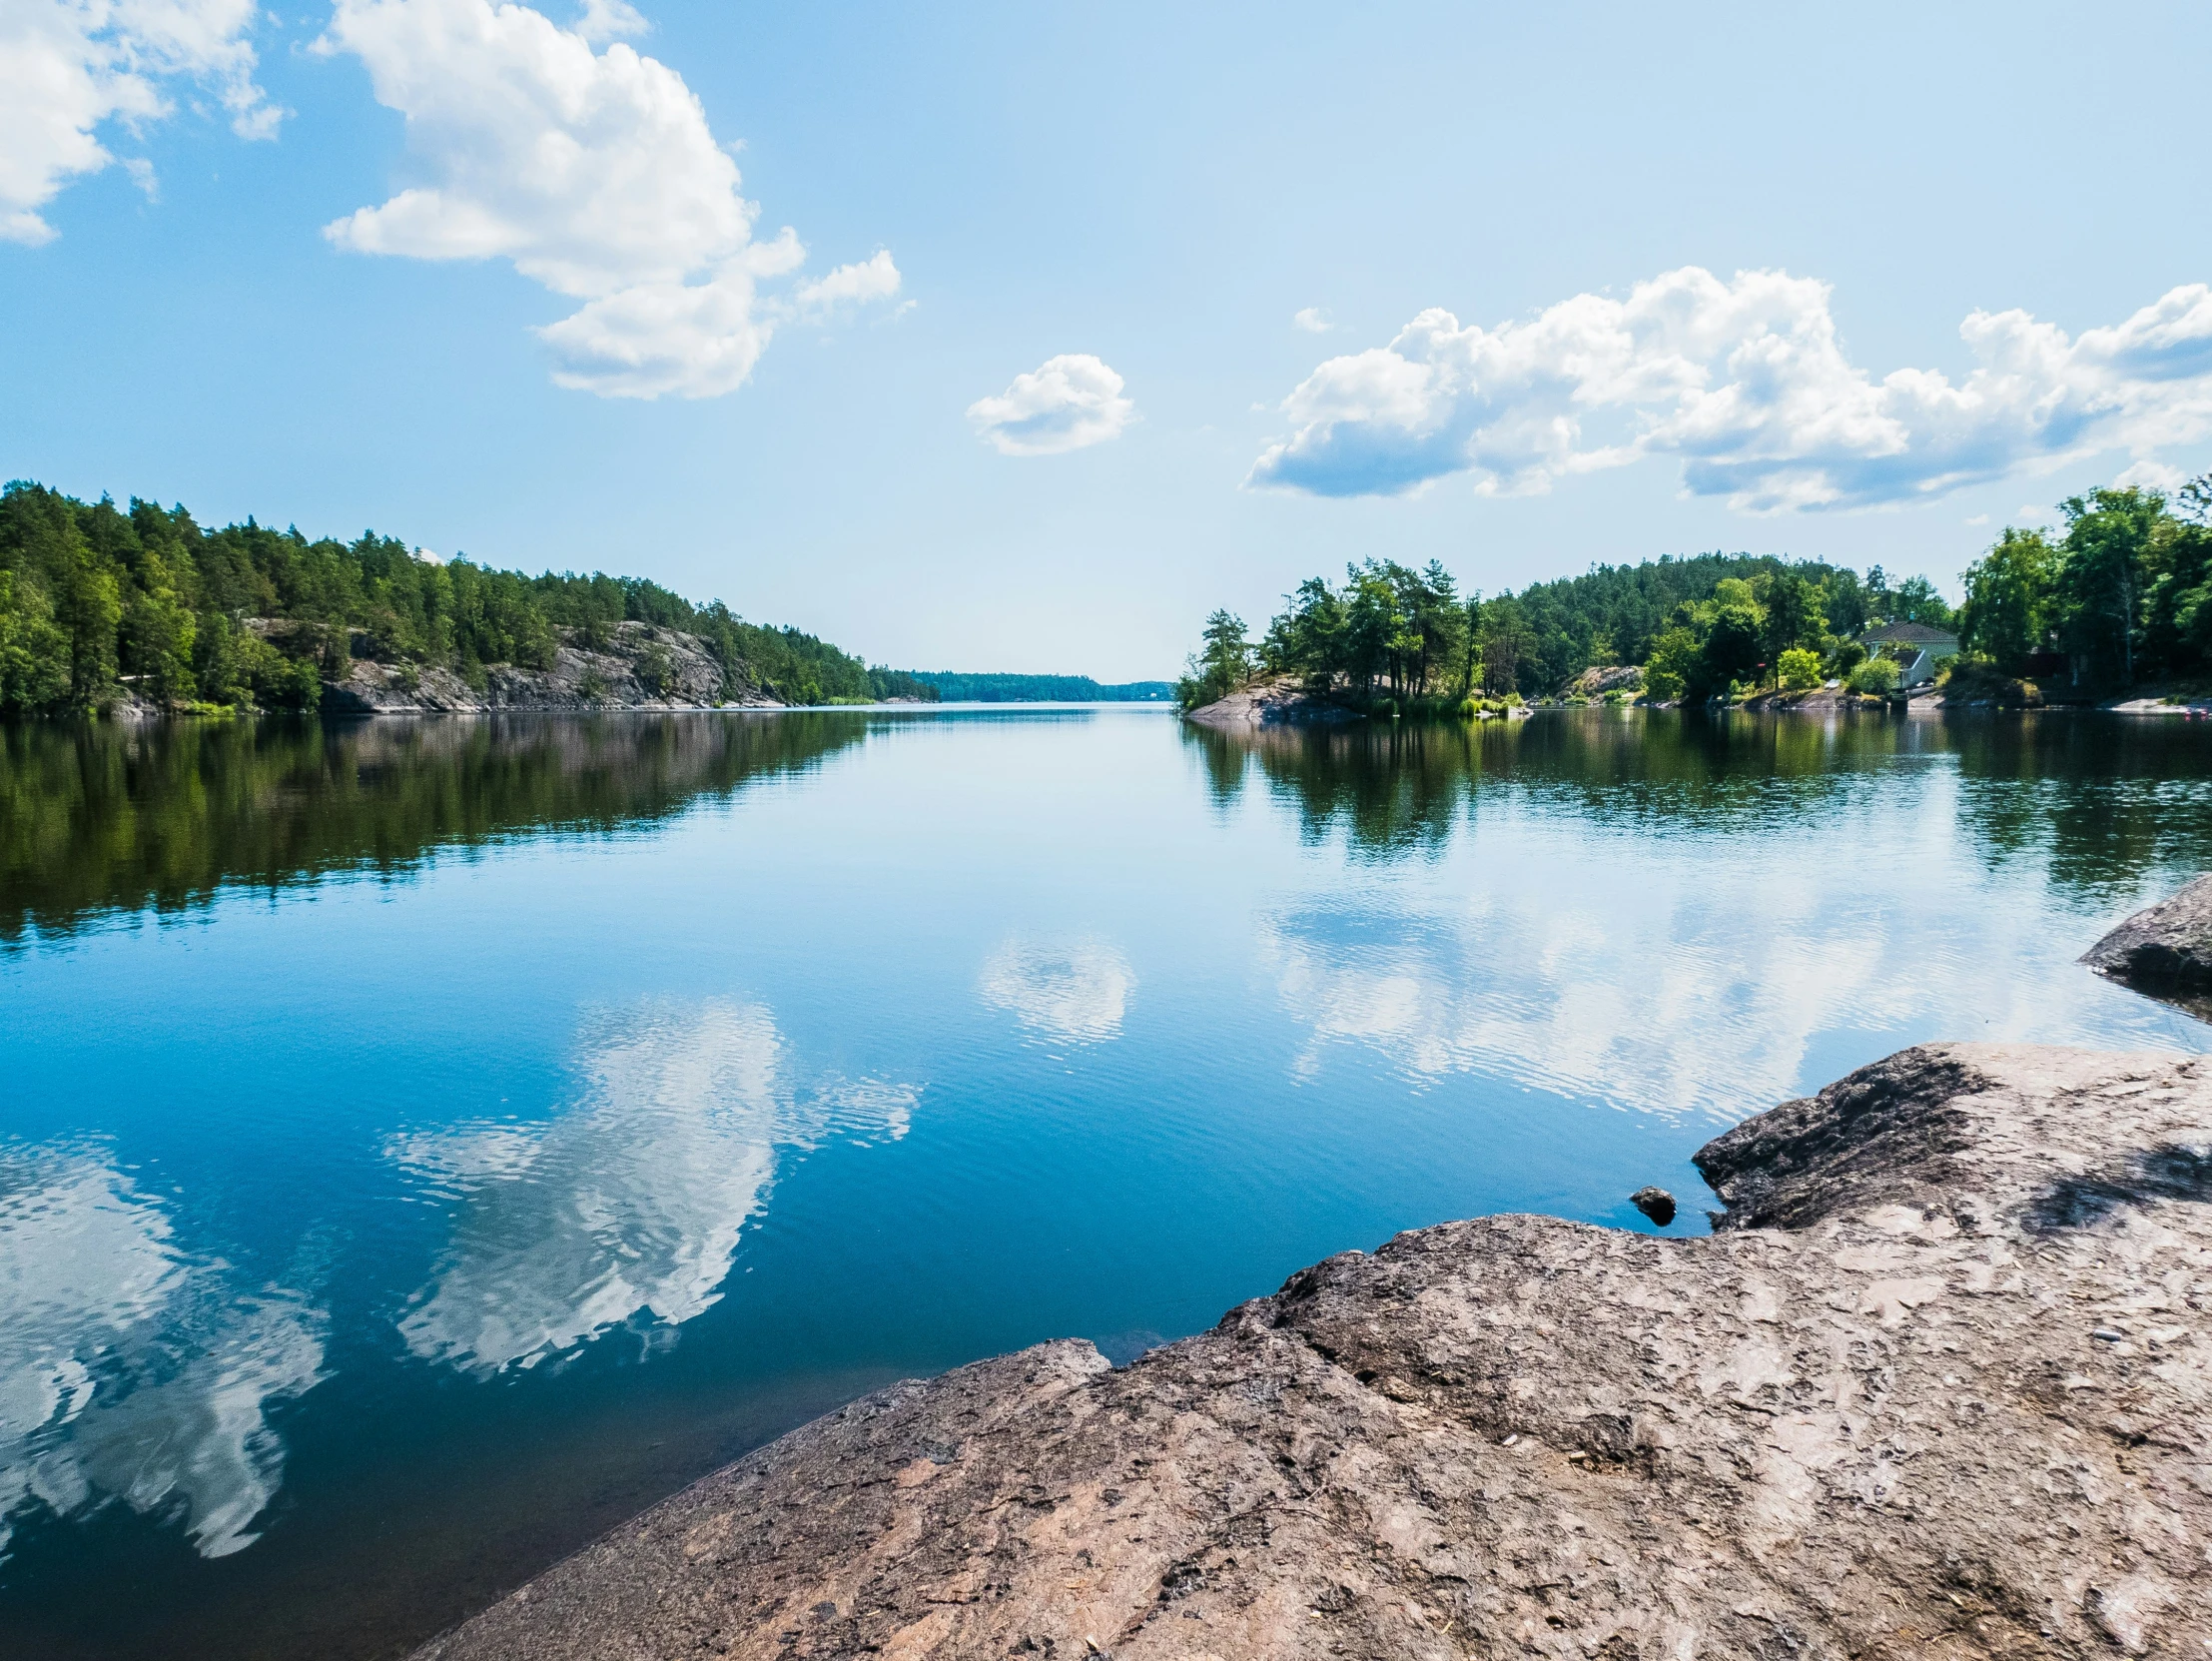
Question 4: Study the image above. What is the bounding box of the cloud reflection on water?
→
[1258,820,2191,1125]
[390,999,914,1373]
[0,1146,325,1561]
[979,939,1135,1045]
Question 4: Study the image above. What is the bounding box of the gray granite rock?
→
[320,620,783,714]
[1183,676,1360,728]
[2082,876,2212,1006]
[415,1042,2212,1661]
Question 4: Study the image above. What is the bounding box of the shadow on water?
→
[1184,708,2212,893]
[0,712,873,946]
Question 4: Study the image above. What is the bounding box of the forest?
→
[913,673,1172,702]
[1176,474,2212,711]
[0,480,937,715]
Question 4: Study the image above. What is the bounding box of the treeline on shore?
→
[914,672,1172,702]
[1177,474,2212,712]
[0,481,939,716]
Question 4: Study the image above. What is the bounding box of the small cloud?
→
[793,250,902,320]
[1964,512,1989,525]
[967,354,1136,456]
[573,0,647,41]
[2017,502,2053,521]
[2114,457,2186,493]
[123,158,158,201]
[1293,307,1332,334]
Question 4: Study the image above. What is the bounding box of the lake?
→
[3,705,2209,1659]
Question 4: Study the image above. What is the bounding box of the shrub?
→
[1829,641,1866,678]
[1777,647,1824,691]
[1846,657,1901,695]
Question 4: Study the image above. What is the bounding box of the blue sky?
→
[5,0,2211,679]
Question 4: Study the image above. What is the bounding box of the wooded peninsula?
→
[1177,473,2212,713]
[0,481,939,715]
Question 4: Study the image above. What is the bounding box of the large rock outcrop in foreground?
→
[2083,876,2212,1016]
[417,1044,2212,1660]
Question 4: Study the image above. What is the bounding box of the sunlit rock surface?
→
[1184,677,1359,728]
[319,620,782,713]
[415,1042,2212,1660]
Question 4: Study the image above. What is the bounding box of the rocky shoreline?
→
[1181,676,1364,729]
[319,620,783,714]
[417,1043,2212,1661]
[408,879,2212,1661]
[98,619,790,717]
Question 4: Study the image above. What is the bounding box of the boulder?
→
[415,1043,2212,1661]
[2082,875,2212,1010]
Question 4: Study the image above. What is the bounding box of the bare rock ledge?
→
[1184,677,1360,729]
[413,1042,2212,1660]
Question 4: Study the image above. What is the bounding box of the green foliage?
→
[1175,609,1257,707]
[1641,626,1698,704]
[1846,657,1901,695]
[1951,480,2212,691]
[1477,552,1861,693]
[1258,560,1469,700]
[1776,647,1824,691]
[0,479,914,716]
[1221,551,1912,707]
[2053,487,2163,685]
[1958,528,2056,673]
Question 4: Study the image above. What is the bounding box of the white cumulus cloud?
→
[0,0,279,246]
[1250,267,2212,511]
[317,0,898,398]
[1292,307,1332,334]
[967,354,1135,455]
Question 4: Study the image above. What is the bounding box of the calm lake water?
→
[3,705,2210,1658]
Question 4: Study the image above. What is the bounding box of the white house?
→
[1861,622,1959,688]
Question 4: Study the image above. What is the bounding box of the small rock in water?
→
[1631,1187,1677,1227]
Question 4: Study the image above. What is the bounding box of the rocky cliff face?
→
[320,621,781,714]
[1564,664,1644,698]
[416,1040,2212,1661]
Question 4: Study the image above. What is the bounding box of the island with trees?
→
[1177,474,2212,718]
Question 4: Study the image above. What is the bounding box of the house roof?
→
[1861,622,1958,646]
